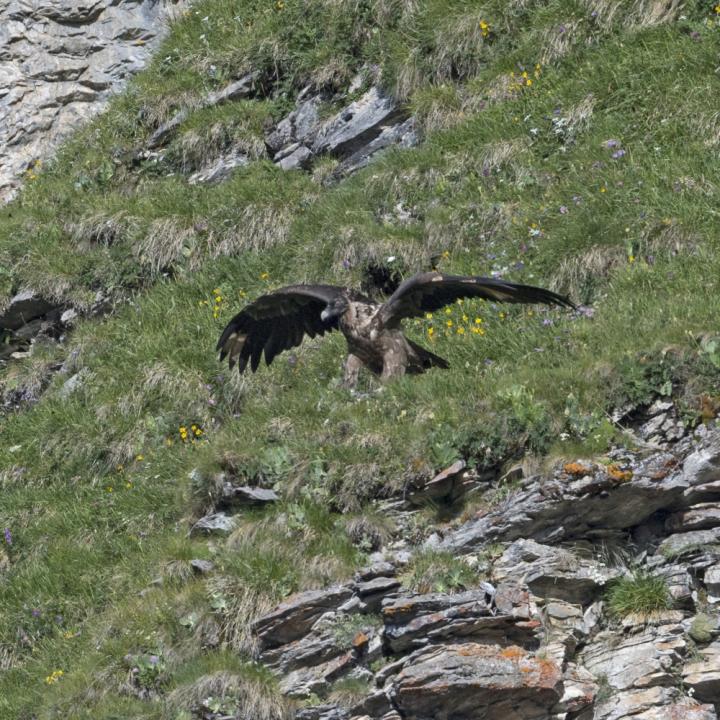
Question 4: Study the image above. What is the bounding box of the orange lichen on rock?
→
[352,631,368,649]
[563,462,594,476]
[607,464,633,482]
[499,646,526,660]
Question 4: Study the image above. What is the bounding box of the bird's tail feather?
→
[406,339,450,373]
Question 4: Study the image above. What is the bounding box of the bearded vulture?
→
[217,272,575,387]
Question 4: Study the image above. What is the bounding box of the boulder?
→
[252,585,354,650]
[493,539,619,605]
[579,622,687,691]
[389,643,563,720]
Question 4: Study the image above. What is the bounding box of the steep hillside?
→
[1,1,720,718]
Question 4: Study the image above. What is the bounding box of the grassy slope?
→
[1,0,720,716]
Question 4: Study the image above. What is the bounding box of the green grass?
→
[605,572,672,619]
[2,0,720,717]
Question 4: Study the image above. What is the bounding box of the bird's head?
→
[320,296,349,323]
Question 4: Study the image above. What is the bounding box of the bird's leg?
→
[341,353,363,389]
[381,353,406,382]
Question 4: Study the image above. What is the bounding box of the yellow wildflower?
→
[600,186,606,193]
[135,454,143,461]
[446,320,453,327]
[425,312,433,319]
[457,327,465,335]
[462,314,469,322]
[428,327,434,337]
[260,272,270,280]
[45,670,64,685]
[474,317,483,324]
[628,255,635,263]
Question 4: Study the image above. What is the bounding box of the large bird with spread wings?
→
[217,272,575,387]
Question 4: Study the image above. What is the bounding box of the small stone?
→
[189,559,214,575]
[190,512,237,536]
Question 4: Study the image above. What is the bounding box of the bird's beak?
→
[320,308,331,322]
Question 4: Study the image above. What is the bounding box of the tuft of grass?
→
[605,572,672,619]
[400,550,481,594]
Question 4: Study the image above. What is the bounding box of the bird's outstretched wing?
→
[378,271,575,327]
[217,284,344,373]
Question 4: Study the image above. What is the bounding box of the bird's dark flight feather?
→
[378,271,575,327]
[216,284,344,374]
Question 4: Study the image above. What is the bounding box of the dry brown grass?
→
[207,205,292,258]
[165,670,293,720]
[135,218,196,276]
[540,20,583,65]
[65,212,131,248]
[551,245,625,301]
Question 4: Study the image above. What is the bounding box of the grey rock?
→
[221,482,279,505]
[381,589,537,654]
[253,585,354,650]
[666,503,720,533]
[683,641,720,705]
[441,430,720,552]
[0,0,182,204]
[594,687,714,720]
[388,642,563,720]
[261,628,347,674]
[0,291,56,331]
[277,144,314,171]
[312,87,406,157]
[579,622,687,691]
[552,663,597,716]
[657,527,720,559]
[188,151,249,185]
[190,512,237,536]
[686,613,719,644]
[189,559,214,575]
[267,86,412,178]
[330,117,418,181]
[355,561,396,582]
[147,70,259,149]
[279,650,355,699]
[60,308,78,326]
[493,539,619,605]
[349,688,393,717]
[295,705,350,720]
[655,563,695,608]
[58,369,89,398]
[705,564,720,601]
[541,599,587,664]
[631,701,718,720]
[406,459,466,504]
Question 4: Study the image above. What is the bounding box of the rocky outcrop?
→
[237,425,720,720]
[265,86,417,178]
[0,0,183,204]
[388,643,564,720]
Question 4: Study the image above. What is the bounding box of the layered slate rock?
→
[0,0,182,203]
[388,643,564,720]
[266,86,417,175]
[252,585,354,650]
[381,588,539,654]
[579,618,688,691]
[682,641,720,705]
[493,539,620,605]
[440,430,720,552]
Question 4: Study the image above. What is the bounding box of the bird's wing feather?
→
[378,271,575,326]
[217,284,344,373]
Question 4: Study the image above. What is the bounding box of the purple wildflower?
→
[149,655,160,666]
[342,258,351,270]
[572,195,583,205]
[605,139,620,149]
[553,107,562,116]
[542,318,554,326]
[558,24,566,33]
[576,305,595,318]
[611,149,626,159]
[3,528,11,545]
[31,609,41,618]
[559,205,568,214]
[690,31,700,42]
